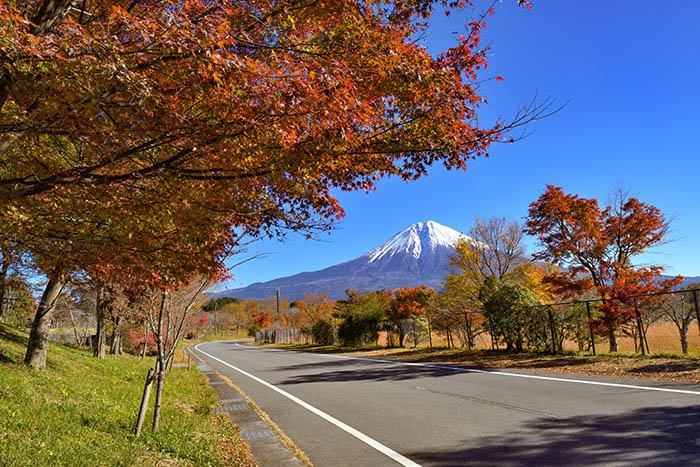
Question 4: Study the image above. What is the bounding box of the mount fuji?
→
[216,221,471,300]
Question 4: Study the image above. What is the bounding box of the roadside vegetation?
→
[0,325,255,467]
[247,190,700,362]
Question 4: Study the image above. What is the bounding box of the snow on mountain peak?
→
[366,220,467,263]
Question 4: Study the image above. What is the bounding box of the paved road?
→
[194,340,700,466]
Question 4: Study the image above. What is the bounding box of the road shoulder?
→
[188,346,312,467]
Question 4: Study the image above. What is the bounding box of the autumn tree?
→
[510,262,589,353]
[203,297,239,335]
[605,267,682,354]
[136,278,210,435]
[18,178,239,369]
[525,186,680,351]
[0,240,31,324]
[435,278,485,349]
[290,293,335,342]
[249,310,272,337]
[2,0,547,258]
[219,300,254,336]
[440,217,526,347]
[0,275,35,328]
[5,0,544,368]
[1,0,543,202]
[388,286,435,347]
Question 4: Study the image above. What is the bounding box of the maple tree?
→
[1,0,547,263]
[525,185,682,351]
[250,310,272,333]
[134,278,211,435]
[1,0,541,203]
[388,285,435,347]
[19,179,238,369]
[3,0,543,368]
[289,292,335,341]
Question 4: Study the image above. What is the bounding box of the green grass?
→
[0,325,255,467]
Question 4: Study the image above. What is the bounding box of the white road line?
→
[233,343,700,397]
[194,344,421,467]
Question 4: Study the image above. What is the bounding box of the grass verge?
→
[0,325,256,466]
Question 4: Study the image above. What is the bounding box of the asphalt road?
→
[194,340,700,466]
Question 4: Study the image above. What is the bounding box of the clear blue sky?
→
[216,0,700,291]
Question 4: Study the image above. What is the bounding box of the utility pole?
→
[276,287,281,327]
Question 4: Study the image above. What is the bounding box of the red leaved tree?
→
[388,285,435,347]
[525,186,682,351]
[5,0,546,368]
[1,1,543,201]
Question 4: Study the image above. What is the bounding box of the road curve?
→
[194,340,700,466]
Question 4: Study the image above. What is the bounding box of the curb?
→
[187,345,312,467]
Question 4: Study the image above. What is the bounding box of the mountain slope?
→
[217,221,469,300]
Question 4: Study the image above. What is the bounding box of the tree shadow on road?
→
[406,405,700,466]
[276,358,465,384]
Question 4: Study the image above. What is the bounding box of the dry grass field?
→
[378,322,700,355]
[288,323,700,384]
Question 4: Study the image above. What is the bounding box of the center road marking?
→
[194,343,421,467]
[236,343,700,397]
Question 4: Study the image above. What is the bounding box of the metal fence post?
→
[427,313,433,348]
[547,306,558,354]
[633,297,648,355]
[585,301,596,355]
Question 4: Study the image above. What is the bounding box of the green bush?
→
[311,319,335,345]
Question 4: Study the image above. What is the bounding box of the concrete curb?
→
[187,346,312,467]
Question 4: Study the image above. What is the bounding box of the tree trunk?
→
[93,288,107,358]
[488,318,497,350]
[412,318,418,348]
[0,256,10,323]
[30,0,76,34]
[68,308,81,346]
[608,327,618,352]
[679,322,689,355]
[0,68,10,115]
[110,316,123,355]
[547,308,558,354]
[152,362,166,432]
[24,272,66,370]
[151,291,167,432]
[141,320,149,360]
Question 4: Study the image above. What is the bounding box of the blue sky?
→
[217,1,700,291]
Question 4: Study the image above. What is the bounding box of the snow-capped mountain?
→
[215,220,471,300]
[367,221,466,263]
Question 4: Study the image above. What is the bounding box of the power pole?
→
[276,287,281,327]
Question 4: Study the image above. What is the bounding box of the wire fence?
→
[430,288,700,355]
[255,288,700,355]
[527,288,700,355]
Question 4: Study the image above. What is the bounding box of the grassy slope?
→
[0,325,255,467]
